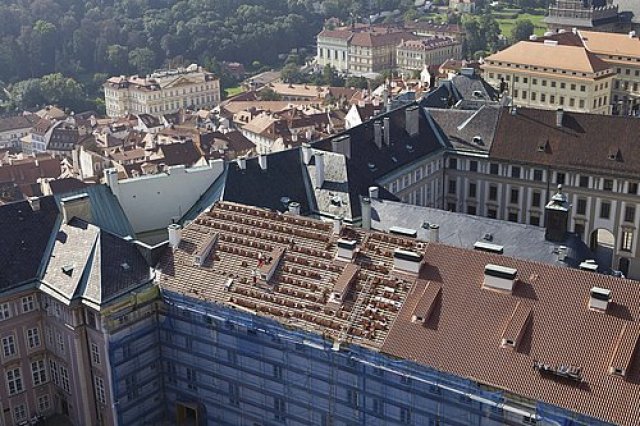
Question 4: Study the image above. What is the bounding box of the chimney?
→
[373,121,382,149]
[333,215,343,235]
[405,106,419,137]
[557,245,568,262]
[429,224,440,242]
[483,264,517,293]
[393,248,424,275]
[288,201,301,215]
[368,186,379,200]
[383,117,391,146]
[544,185,570,242]
[629,31,636,38]
[60,193,92,225]
[27,197,41,212]
[302,143,312,164]
[168,224,182,249]
[104,168,119,190]
[258,154,268,170]
[331,135,351,159]
[556,108,564,128]
[336,239,357,261]
[361,197,372,230]
[315,152,325,188]
[589,287,611,312]
[237,156,247,170]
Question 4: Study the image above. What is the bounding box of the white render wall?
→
[105,160,224,233]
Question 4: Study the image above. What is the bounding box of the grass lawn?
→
[495,12,547,37]
[225,86,246,97]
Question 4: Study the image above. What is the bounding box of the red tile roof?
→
[489,107,640,177]
[382,243,640,426]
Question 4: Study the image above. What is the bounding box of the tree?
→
[511,19,535,43]
[40,73,85,109]
[281,63,304,84]
[128,48,156,75]
[260,87,282,101]
[106,45,129,74]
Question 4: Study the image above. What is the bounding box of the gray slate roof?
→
[369,198,592,268]
[41,218,151,306]
[427,105,501,153]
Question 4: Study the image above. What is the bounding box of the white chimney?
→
[429,224,440,243]
[336,238,357,261]
[168,224,182,249]
[557,245,568,262]
[373,121,382,149]
[104,168,119,190]
[237,157,247,170]
[483,264,517,293]
[361,197,372,230]
[302,143,312,164]
[383,117,391,146]
[258,154,268,170]
[60,193,92,225]
[589,287,611,312]
[288,201,301,215]
[333,215,343,235]
[629,31,636,38]
[315,152,325,188]
[405,106,419,137]
[393,249,423,275]
[27,197,41,212]
[368,186,379,200]
[556,108,564,127]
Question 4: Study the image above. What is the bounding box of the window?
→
[6,368,23,395]
[0,303,11,320]
[621,230,634,252]
[532,192,541,207]
[274,397,286,421]
[31,359,47,386]
[570,84,576,91]
[273,364,283,381]
[579,99,585,108]
[469,183,477,198]
[60,365,70,393]
[628,182,638,194]
[580,85,586,92]
[22,296,35,313]
[3,334,16,357]
[229,383,240,406]
[510,188,519,204]
[56,333,65,354]
[560,82,565,89]
[49,360,59,386]
[600,201,611,219]
[530,215,540,226]
[533,169,543,181]
[532,78,538,85]
[550,95,555,104]
[490,164,499,175]
[13,404,26,422]
[522,91,527,99]
[579,176,589,188]
[27,328,40,349]
[625,205,636,222]
[577,199,587,215]
[541,93,546,102]
[487,208,497,219]
[186,368,197,391]
[511,166,521,179]
[91,343,100,365]
[551,81,556,88]
[347,389,359,408]
[37,394,50,412]
[469,160,478,172]
[508,212,518,222]
[372,397,384,416]
[448,180,457,194]
[95,376,106,404]
[604,179,614,191]
[400,407,412,424]
[531,92,537,101]
[489,185,498,201]
[449,158,457,170]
